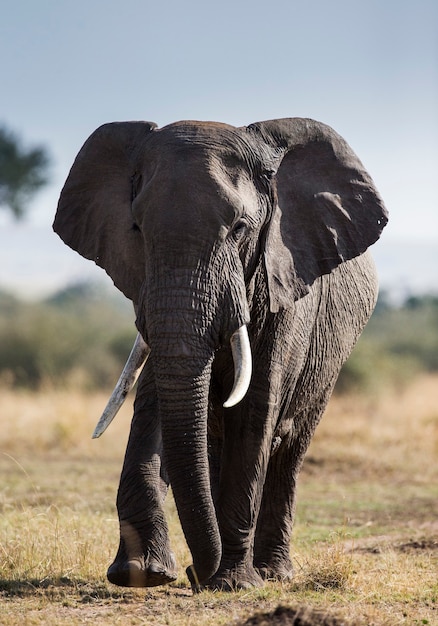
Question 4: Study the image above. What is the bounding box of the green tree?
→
[0,124,50,219]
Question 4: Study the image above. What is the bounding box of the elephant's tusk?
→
[92,333,150,439]
[223,325,252,408]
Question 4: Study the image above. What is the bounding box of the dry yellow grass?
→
[0,386,130,458]
[319,375,438,483]
[0,376,437,625]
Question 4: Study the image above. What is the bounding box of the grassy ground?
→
[0,377,437,625]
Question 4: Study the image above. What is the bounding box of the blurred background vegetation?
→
[0,123,50,220]
[336,292,438,394]
[0,283,437,394]
[0,283,135,390]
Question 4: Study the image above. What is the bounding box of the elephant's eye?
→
[231,219,249,242]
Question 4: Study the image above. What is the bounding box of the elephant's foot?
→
[254,555,294,581]
[187,562,264,592]
[108,553,177,588]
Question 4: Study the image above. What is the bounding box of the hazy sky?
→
[1,0,437,294]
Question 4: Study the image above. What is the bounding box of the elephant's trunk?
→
[147,325,251,583]
[152,351,221,583]
[134,255,249,584]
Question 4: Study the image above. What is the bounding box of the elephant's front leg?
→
[107,365,177,588]
[201,402,273,591]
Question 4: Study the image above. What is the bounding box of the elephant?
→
[53,117,388,591]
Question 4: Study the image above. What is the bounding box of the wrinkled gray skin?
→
[53,118,388,591]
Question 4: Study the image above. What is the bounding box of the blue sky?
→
[1,0,437,295]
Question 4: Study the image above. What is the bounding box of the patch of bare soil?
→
[237,605,362,626]
[344,532,438,554]
[397,538,438,551]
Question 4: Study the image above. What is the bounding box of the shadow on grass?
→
[0,576,136,602]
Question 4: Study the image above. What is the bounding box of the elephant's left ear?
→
[248,118,388,312]
[53,121,157,303]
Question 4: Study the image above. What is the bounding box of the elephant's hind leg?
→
[253,436,297,581]
[253,388,333,581]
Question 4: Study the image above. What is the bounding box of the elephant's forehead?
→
[147,121,279,174]
[152,121,250,154]
[162,120,238,136]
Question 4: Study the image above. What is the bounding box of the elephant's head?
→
[53,118,387,583]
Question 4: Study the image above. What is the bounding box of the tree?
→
[0,124,50,219]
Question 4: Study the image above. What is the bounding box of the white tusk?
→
[223,325,252,408]
[92,333,150,439]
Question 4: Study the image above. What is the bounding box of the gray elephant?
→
[53,118,387,591]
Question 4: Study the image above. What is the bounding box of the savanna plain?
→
[0,289,437,625]
[1,377,436,626]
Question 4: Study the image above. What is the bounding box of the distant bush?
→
[336,293,438,395]
[0,283,135,389]
[336,338,420,396]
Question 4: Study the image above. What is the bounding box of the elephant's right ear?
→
[53,121,157,303]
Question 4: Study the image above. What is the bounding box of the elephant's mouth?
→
[91,325,252,439]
